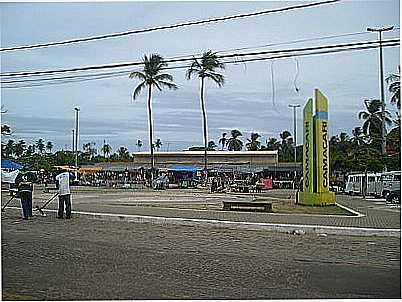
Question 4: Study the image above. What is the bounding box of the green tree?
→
[117,146,130,161]
[245,132,261,151]
[278,130,294,162]
[130,54,178,178]
[358,99,392,145]
[227,130,243,151]
[46,141,53,153]
[218,132,227,151]
[266,137,280,151]
[351,127,366,146]
[186,50,225,172]
[154,138,163,151]
[26,145,35,156]
[386,66,400,109]
[135,139,143,152]
[14,140,26,158]
[207,140,217,151]
[82,142,97,160]
[3,139,15,158]
[36,138,45,154]
[101,143,112,158]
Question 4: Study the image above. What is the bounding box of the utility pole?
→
[72,129,75,153]
[74,107,80,171]
[288,104,300,189]
[367,26,394,155]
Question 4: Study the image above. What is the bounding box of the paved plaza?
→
[1,187,401,299]
[10,186,402,229]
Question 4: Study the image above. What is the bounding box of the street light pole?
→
[288,104,300,189]
[72,129,75,153]
[367,26,394,155]
[74,107,80,170]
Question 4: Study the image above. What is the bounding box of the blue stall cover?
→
[168,165,200,173]
[1,159,24,170]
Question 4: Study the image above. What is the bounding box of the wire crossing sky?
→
[1,39,399,88]
[0,0,340,52]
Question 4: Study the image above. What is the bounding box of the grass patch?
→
[2,292,37,301]
[260,199,356,216]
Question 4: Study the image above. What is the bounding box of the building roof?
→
[133,150,278,157]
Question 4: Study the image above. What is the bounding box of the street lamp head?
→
[367,26,394,32]
[288,104,301,108]
[74,107,80,111]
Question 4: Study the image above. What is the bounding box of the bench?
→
[222,201,272,212]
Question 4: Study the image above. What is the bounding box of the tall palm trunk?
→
[147,84,155,180]
[200,77,208,174]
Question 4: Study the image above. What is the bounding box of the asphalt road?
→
[1,211,400,300]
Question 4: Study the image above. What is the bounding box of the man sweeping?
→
[55,171,72,219]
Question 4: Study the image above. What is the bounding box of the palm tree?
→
[46,141,53,154]
[154,138,163,151]
[279,130,292,146]
[3,139,15,158]
[36,138,45,154]
[245,132,261,151]
[135,139,143,152]
[351,127,366,146]
[117,146,130,160]
[227,130,243,151]
[130,54,178,179]
[186,50,225,172]
[386,66,400,109]
[218,132,227,151]
[101,143,112,158]
[14,140,26,158]
[25,145,35,156]
[83,142,97,160]
[266,137,280,150]
[358,99,392,142]
[207,140,217,151]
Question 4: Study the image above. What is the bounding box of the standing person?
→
[16,174,33,220]
[55,171,72,219]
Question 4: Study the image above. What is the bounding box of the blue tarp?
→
[168,165,200,173]
[1,159,24,170]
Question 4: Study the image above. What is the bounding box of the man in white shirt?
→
[55,172,72,219]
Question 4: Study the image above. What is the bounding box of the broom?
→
[35,192,59,216]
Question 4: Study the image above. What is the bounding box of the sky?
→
[0,0,400,153]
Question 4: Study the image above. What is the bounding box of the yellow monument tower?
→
[298,89,336,206]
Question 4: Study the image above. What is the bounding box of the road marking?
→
[3,206,399,237]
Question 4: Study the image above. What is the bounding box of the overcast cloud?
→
[1,1,400,152]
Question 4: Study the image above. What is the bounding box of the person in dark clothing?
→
[16,175,33,220]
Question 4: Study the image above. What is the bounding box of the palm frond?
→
[157,80,178,90]
[185,67,200,80]
[205,72,225,87]
[362,121,370,136]
[153,81,162,91]
[132,81,146,101]
[129,71,146,80]
[358,111,369,120]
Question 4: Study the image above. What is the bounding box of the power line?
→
[216,28,400,54]
[2,40,399,89]
[1,38,398,78]
[0,0,341,52]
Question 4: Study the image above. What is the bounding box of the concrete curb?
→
[6,207,398,238]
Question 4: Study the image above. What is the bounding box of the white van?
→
[345,173,382,196]
[380,171,401,198]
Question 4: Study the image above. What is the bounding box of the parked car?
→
[386,189,400,204]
